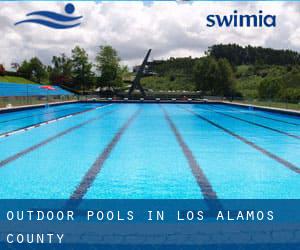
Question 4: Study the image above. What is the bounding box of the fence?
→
[0,82,77,108]
[231,97,300,111]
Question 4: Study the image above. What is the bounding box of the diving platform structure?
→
[128,49,152,98]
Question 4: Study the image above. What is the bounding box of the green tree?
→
[95,45,122,88]
[215,58,235,96]
[193,57,218,94]
[50,54,73,85]
[29,57,47,83]
[71,46,94,91]
[194,57,235,96]
[18,60,32,79]
[258,78,283,99]
[18,58,47,83]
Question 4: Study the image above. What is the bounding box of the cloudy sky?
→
[1,1,300,69]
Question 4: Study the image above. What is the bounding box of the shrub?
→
[169,75,176,82]
[279,88,300,103]
[258,78,283,99]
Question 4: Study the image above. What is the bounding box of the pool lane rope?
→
[0,104,113,139]
[0,106,115,168]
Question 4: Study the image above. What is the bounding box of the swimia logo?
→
[15,3,82,29]
[206,10,276,28]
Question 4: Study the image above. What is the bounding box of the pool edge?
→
[0,100,79,114]
[1,99,299,117]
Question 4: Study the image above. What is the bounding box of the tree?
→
[18,58,47,83]
[29,57,47,83]
[258,78,283,99]
[71,46,94,91]
[95,45,122,88]
[49,54,73,85]
[193,57,235,96]
[18,60,31,79]
[0,64,5,76]
[193,57,218,93]
[215,58,235,96]
[208,44,300,66]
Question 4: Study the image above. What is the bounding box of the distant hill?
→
[143,45,300,102]
[208,44,300,66]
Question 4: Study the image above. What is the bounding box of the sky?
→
[0,1,300,70]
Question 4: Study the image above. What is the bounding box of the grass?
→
[0,76,37,84]
[141,75,195,91]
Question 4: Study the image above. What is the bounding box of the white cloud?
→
[0,1,300,70]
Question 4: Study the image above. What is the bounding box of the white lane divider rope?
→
[0,104,113,139]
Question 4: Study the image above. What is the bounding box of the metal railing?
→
[0,95,78,109]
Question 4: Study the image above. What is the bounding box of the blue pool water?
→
[0,103,298,199]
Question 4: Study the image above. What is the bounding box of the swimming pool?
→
[0,103,298,199]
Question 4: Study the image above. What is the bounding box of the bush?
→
[0,64,5,76]
[279,88,300,103]
[193,57,235,96]
[169,75,176,82]
[258,78,283,99]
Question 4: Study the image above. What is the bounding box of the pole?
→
[27,84,29,104]
[46,89,49,107]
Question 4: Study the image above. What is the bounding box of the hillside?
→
[235,64,300,102]
[141,45,300,105]
[143,57,197,91]
[0,76,37,84]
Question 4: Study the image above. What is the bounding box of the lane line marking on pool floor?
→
[70,108,141,200]
[203,106,300,140]
[160,105,219,201]
[180,106,300,174]
[0,109,116,168]
[213,105,300,126]
[0,104,112,139]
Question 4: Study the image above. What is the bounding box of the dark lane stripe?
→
[251,113,300,126]
[0,109,115,168]
[214,105,300,126]
[203,106,300,140]
[180,106,300,174]
[160,105,218,200]
[0,104,107,138]
[70,108,141,200]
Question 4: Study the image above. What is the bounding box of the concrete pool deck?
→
[0,100,78,114]
[223,101,300,117]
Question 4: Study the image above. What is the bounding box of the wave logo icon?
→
[15,3,82,29]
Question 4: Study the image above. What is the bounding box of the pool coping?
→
[80,100,300,117]
[0,100,78,114]
[0,99,299,117]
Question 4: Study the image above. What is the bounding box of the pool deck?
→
[0,100,78,114]
[223,101,300,117]
[0,99,299,117]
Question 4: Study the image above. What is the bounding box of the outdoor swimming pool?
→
[0,103,299,199]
